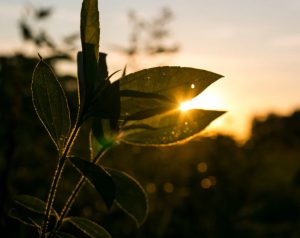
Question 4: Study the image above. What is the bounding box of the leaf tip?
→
[37,52,43,61]
[122,65,127,77]
[218,110,227,116]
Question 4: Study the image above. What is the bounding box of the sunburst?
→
[179,90,223,111]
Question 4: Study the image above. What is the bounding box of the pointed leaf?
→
[122,109,225,146]
[32,60,71,150]
[14,194,47,214]
[8,207,44,228]
[14,194,58,217]
[9,195,58,229]
[70,157,116,209]
[120,67,221,99]
[106,168,148,227]
[66,217,111,238]
[119,67,223,119]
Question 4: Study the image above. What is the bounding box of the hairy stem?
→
[40,125,80,238]
[49,148,107,237]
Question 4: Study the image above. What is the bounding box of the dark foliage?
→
[1,53,300,237]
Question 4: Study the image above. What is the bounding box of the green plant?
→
[9,0,224,237]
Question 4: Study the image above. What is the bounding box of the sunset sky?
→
[1,0,300,142]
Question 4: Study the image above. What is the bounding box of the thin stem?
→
[49,148,108,237]
[40,125,80,238]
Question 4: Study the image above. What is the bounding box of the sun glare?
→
[178,91,230,139]
[179,91,223,112]
[180,100,197,111]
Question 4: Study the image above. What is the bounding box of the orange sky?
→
[1,0,300,142]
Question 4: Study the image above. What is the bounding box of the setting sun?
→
[180,100,198,111]
[180,90,224,111]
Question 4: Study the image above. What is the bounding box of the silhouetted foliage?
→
[2,2,300,238]
[6,1,225,237]
[2,53,300,237]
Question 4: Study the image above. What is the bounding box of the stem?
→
[40,125,80,238]
[49,148,107,237]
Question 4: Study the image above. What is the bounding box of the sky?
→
[1,0,300,142]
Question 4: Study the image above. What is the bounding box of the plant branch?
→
[40,124,80,238]
[49,147,108,237]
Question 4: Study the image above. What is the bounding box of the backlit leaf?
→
[8,207,57,230]
[106,168,148,227]
[121,109,225,146]
[70,157,116,209]
[9,195,58,229]
[32,60,71,151]
[14,194,58,217]
[124,105,175,121]
[81,0,99,61]
[8,207,44,228]
[78,0,100,121]
[119,67,223,120]
[66,217,111,238]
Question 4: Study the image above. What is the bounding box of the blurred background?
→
[1,0,300,237]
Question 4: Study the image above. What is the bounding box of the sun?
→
[179,90,223,111]
[179,99,199,111]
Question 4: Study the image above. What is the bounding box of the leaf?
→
[77,48,98,121]
[66,217,111,238]
[14,194,58,217]
[9,195,58,229]
[81,0,100,61]
[78,0,100,119]
[55,232,78,238]
[70,157,116,209]
[97,52,108,84]
[8,207,44,228]
[77,52,108,122]
[120,67,222,100]
[77,51,87,119]
[119,67,223,120]
[106,168,148,227]
[121,109,225,146]
[92,118,115,149]
[32,60,71,151]
[86,80,120,121]
[124,105,175,121]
